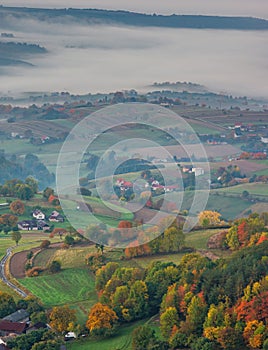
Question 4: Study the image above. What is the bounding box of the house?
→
[261,135,268,144]
[18,220,38,231]
[32,209,45,220]
[3,310,29,323]
[49,211,64,223]
[0,320,27,336]
[18,220,49,231]
[37,220,50,231]
[0,342,10,350]
[192,167,205,177]
[26,322,48,334]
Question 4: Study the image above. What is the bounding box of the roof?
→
[3,309,29,323]
[0,320,27,334]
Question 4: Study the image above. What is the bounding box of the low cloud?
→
[0,15,267,98]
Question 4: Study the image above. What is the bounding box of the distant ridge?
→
[0,6,268,30]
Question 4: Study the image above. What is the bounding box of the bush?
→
[85,253,106,272]
[26,267,43,277]
[49,261,61,274]
[40,240,51,249]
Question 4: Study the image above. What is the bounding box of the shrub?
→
[49,261,61,274]
[26,267,43,277]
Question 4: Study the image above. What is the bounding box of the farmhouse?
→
[36,220,50,231]
[192,167,205,176]
[18,220,38,231]
[0,320,27,336]
[3,310,29,323]
[32,209,45,220]
[18,220,50,231]
[48,210,64,222]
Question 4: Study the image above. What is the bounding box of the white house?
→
[192,167,205,176]
[32,209,45,220]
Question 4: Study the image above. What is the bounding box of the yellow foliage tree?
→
[198,210,222,227]
[49,306,76,333]
[86,303,118,336]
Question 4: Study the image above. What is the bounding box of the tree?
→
[186,295,207,335]
[25,176,38,193]
[49,306,76,333]
[49,261,61,274]
[11,230,22,245]
[0,213,18,229]
[40,240,51,249]
[64,235,75,246]
[198,211,222,227]
[160,307,179,340]
[132,325,156,350]
[10,200,25,215]
[31,340,61,350]
[0,292,16,318]
[43,187,54,200]
[30,311,48,325]
[86,303,118,337]
[17,184,34,200]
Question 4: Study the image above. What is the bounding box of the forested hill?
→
[0,6,268,30]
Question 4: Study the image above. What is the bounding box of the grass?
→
[213,183,268,197]
[51,246,96,269]
[176,190,251,220]
[185,228,222,250]
[33,248,57,268]
[18,267,97,308]
[66,319,146,350]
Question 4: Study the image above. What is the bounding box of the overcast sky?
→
[1,0,268,19]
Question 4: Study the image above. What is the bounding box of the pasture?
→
[18,267,97,308]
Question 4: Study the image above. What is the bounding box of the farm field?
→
[185,228,222,250]
[213,183,268,196]
[18,267,97,308]
[174,190,251,220]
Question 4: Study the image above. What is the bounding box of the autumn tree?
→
[10,200,25,215]
[49,305,76,333]
[0,292,16,318]
[198,211,222,227]
[16,184,34,200]
[11,230,22,246]
[132,325,156,350]
[160,307,179,340]
[0,213,18,232]
[86,303,118,337]
[40,240,50,249]
[43,187,54,200]
[25,176,38,193]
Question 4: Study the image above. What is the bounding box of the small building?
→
[192,167,205,177]
[32,209,45,220]
[261,136,268,144]
[3,309,29,323]
[49,211,64,223]
[18,220,38,231]
[37,220,50,231]
[0,320,27,336]
[18,220,49,231]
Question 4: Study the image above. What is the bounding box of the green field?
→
[19,268,97,308]
[67,319,146,350]
[172,190,251,220]
[185,228,222,250]
[213,183,268,197]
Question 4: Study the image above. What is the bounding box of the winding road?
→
[0,246,28,298]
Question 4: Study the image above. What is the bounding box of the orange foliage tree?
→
[86,302,118,337]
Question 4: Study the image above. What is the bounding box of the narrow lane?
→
[0,247,28,298]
